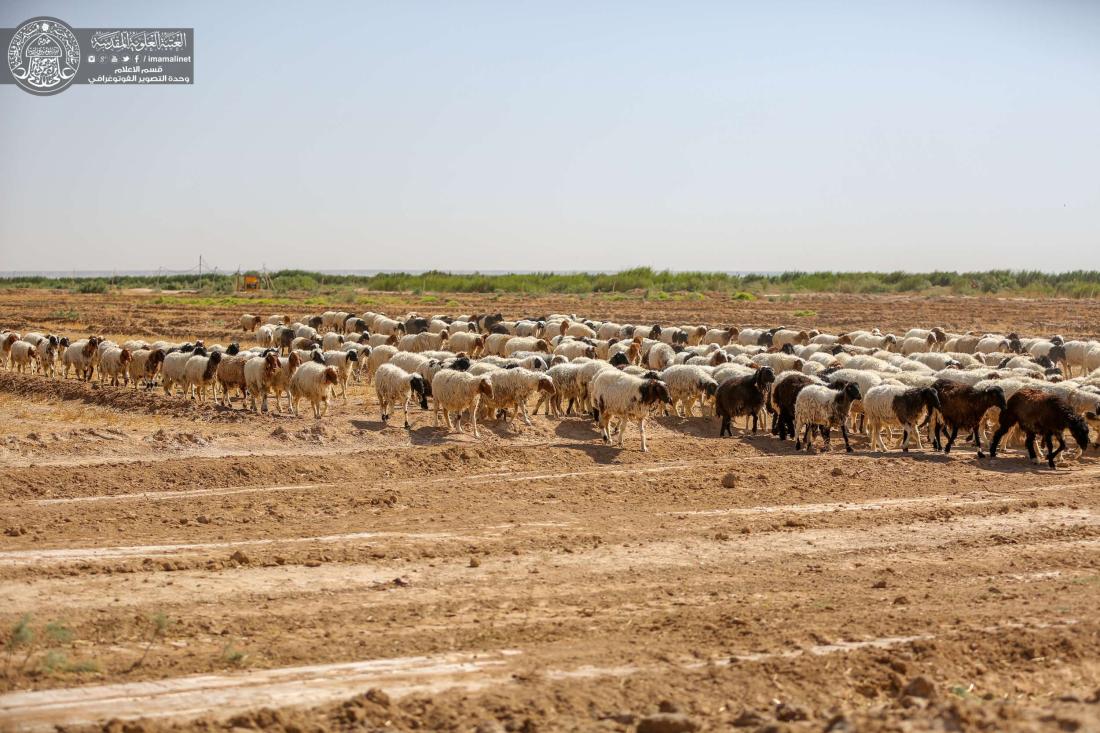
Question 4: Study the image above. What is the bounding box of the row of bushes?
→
[4,268,1100,298]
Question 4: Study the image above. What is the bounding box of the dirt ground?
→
[1,289,1098,733]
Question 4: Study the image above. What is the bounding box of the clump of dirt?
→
[146,429,212,448]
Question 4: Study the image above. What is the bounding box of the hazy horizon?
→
[2,1,1098,272]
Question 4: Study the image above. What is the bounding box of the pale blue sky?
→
[1,1,1098,273]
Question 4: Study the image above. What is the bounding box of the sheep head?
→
[641,379,672,405]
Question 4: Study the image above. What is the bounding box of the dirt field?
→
[1,289,1099,733]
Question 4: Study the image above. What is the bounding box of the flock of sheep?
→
[3,312,1100,468]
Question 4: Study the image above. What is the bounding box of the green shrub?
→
[74,279,108,294]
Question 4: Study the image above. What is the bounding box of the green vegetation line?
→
[3,268,1100,299]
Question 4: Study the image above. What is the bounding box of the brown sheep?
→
[990,389,1093,469]
[931,380,1006,457]
[216,354,252,406]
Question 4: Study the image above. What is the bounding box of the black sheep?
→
[716,367,776,436]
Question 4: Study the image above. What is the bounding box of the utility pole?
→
[198,255,203,291]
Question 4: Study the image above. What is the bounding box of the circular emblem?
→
[7,17,81,95]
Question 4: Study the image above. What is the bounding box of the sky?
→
[1,1,1098,274]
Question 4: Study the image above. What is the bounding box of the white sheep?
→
[32,337,60,378]
[267,352,303,412]
[596,322,623,340]
[480,367,556,428]
[702,327,740,346]
[533,362,586,416]
[862,383,939,451]
[810,333,850,346]
[431,369,494,436]
[1062,340,1098,377]
[365,344,398,384]
[161,349,198,395]
[563,321,597,339]
[503,336,551,357]
[243,352,282,412]
[976,336,1011,354]
[9,341,37,373]
[482,333,513,357]
[903,328,948,351]
[289,362,340,417]
[322,349,358,401]
[182,351,223,402]
[372,316,406,337]
[659,364,719,417]
[321,332,345,351]
[398,331,449,353]
[751,352,804,374]
[772,329,811,348]
[842,355,900,373]
[589,370,672,452]
[554,339,596,360]
[374,363,430,428]
[447,331,484,357]
[1,331,19,368]
[61,338,101,381]
[793,383,862,452]
[909,352,961,371]
[849,332,898,351]
[99,347,132,386]
[900,335,935,355]
[256,324,277,349]
[646,342,676,371]
[737,328,771,347]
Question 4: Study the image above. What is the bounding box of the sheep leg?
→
[402,395,411,429]
[1046,432,1064,468]
[719,414,731,437]
[820,426,831,452]
[750,411,758,434]
[968,423,987,458]
[639,418,648,452]
[945,425,959,455]
[470,406,480,438]
[520,401,532,427]
[840,423,853,453]
[599,413,612,443]
[1024,432,1039,464]
[617,419,628,448]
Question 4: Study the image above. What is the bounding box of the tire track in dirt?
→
[24,459,1100,505]
[0,522,574,566]
[4,509,1094,607]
